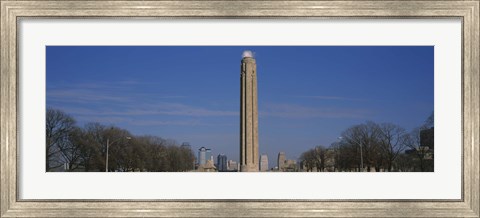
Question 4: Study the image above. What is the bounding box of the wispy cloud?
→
[124,103,238,117]
[50,102,238,118]
[290,95,365,101]
[260,103,370,119]
[55,106,234,126]
[50,80,157,89]
[47,81,237,128]
[47,89,186,105]
[74,115,129,124]
[47,80,187,104]
[71,114,231,127]
[127,119,202,126]
[48,89,132,103]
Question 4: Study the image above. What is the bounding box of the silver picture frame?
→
[1,0,478,217]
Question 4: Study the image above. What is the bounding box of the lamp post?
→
[359,143,363,171]
[106,136,131,172]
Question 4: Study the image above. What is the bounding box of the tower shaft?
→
[240,57,259,172]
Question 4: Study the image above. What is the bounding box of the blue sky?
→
[46,46,433,168]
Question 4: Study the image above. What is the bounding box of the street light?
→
[358,142,363,172]
[106,136,131,172]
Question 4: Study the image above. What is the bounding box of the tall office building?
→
[278,152,286,172]
[198,147,213,166]
[181,142,192,150]
[259,154,269,171]
[217,154,228,172]
[240,51,259,172]
[181,142,194,170]
[198,147,207,165]
[206,148,213,162]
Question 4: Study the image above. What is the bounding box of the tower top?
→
[242,50,254,58]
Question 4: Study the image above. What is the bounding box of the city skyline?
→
[46,46,434,168]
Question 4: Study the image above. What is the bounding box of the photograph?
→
[2,0,477,216]
[46,46,434,173]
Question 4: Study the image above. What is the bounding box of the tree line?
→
[300,113,434,172]
[46,108,195,172]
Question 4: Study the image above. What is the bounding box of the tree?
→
[178,145,195,172]
[46,108,230,172]
[300,148,316,172]
[299,146,327,172]
[424,112,434,129]
[313,146,326,172]
[405,127,433,172]
[403,112,435,172]
[57,127,83,171]
[137,135,168,172]
[394,153,415,172]
[103,127,132,172]
[340,121,381,172]
[46,108,75,171]
[299,116,433,172]
[76,128,100,172]
[377,123,407,171]
[333,141,358,172]
[83,123,108,171]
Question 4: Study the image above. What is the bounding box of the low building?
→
[227,160,238,171]
[197,159,216,172]
[259,154,269,172]
[284,159,298,172]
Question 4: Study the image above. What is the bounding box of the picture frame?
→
[1,0,478,217]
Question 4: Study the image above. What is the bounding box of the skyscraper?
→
[181,142,194,170]
[206,148,213,162]
[198,147,207,165]
[240,51,259,172]
[180,142,192,150]
[198,147,213,166]
[260,154,269,172]
[278,152,286,172]
[217,154,228,172]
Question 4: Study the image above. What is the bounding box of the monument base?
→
[240,165,259,172]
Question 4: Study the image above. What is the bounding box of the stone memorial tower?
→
[240,51,259,172]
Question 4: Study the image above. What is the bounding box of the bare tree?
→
[178,145,195,172]
[83,123,107,171]
[137,135,168,172]
[57,127,83,171]
[103,127,132,172]
[299,116,434,173]
[424,112,434,129]
[403,112,435,172]
[394,153,415,172]
[405,127,433,172]
[76,128,100,172]
[314,146,326,172]
[46,108,75,171]
[378,123,407,171]
[299,146,327,172]
[46,108,227,172]
[340,121,381,172]
[334,141,358,172]
[300,148,316,172]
